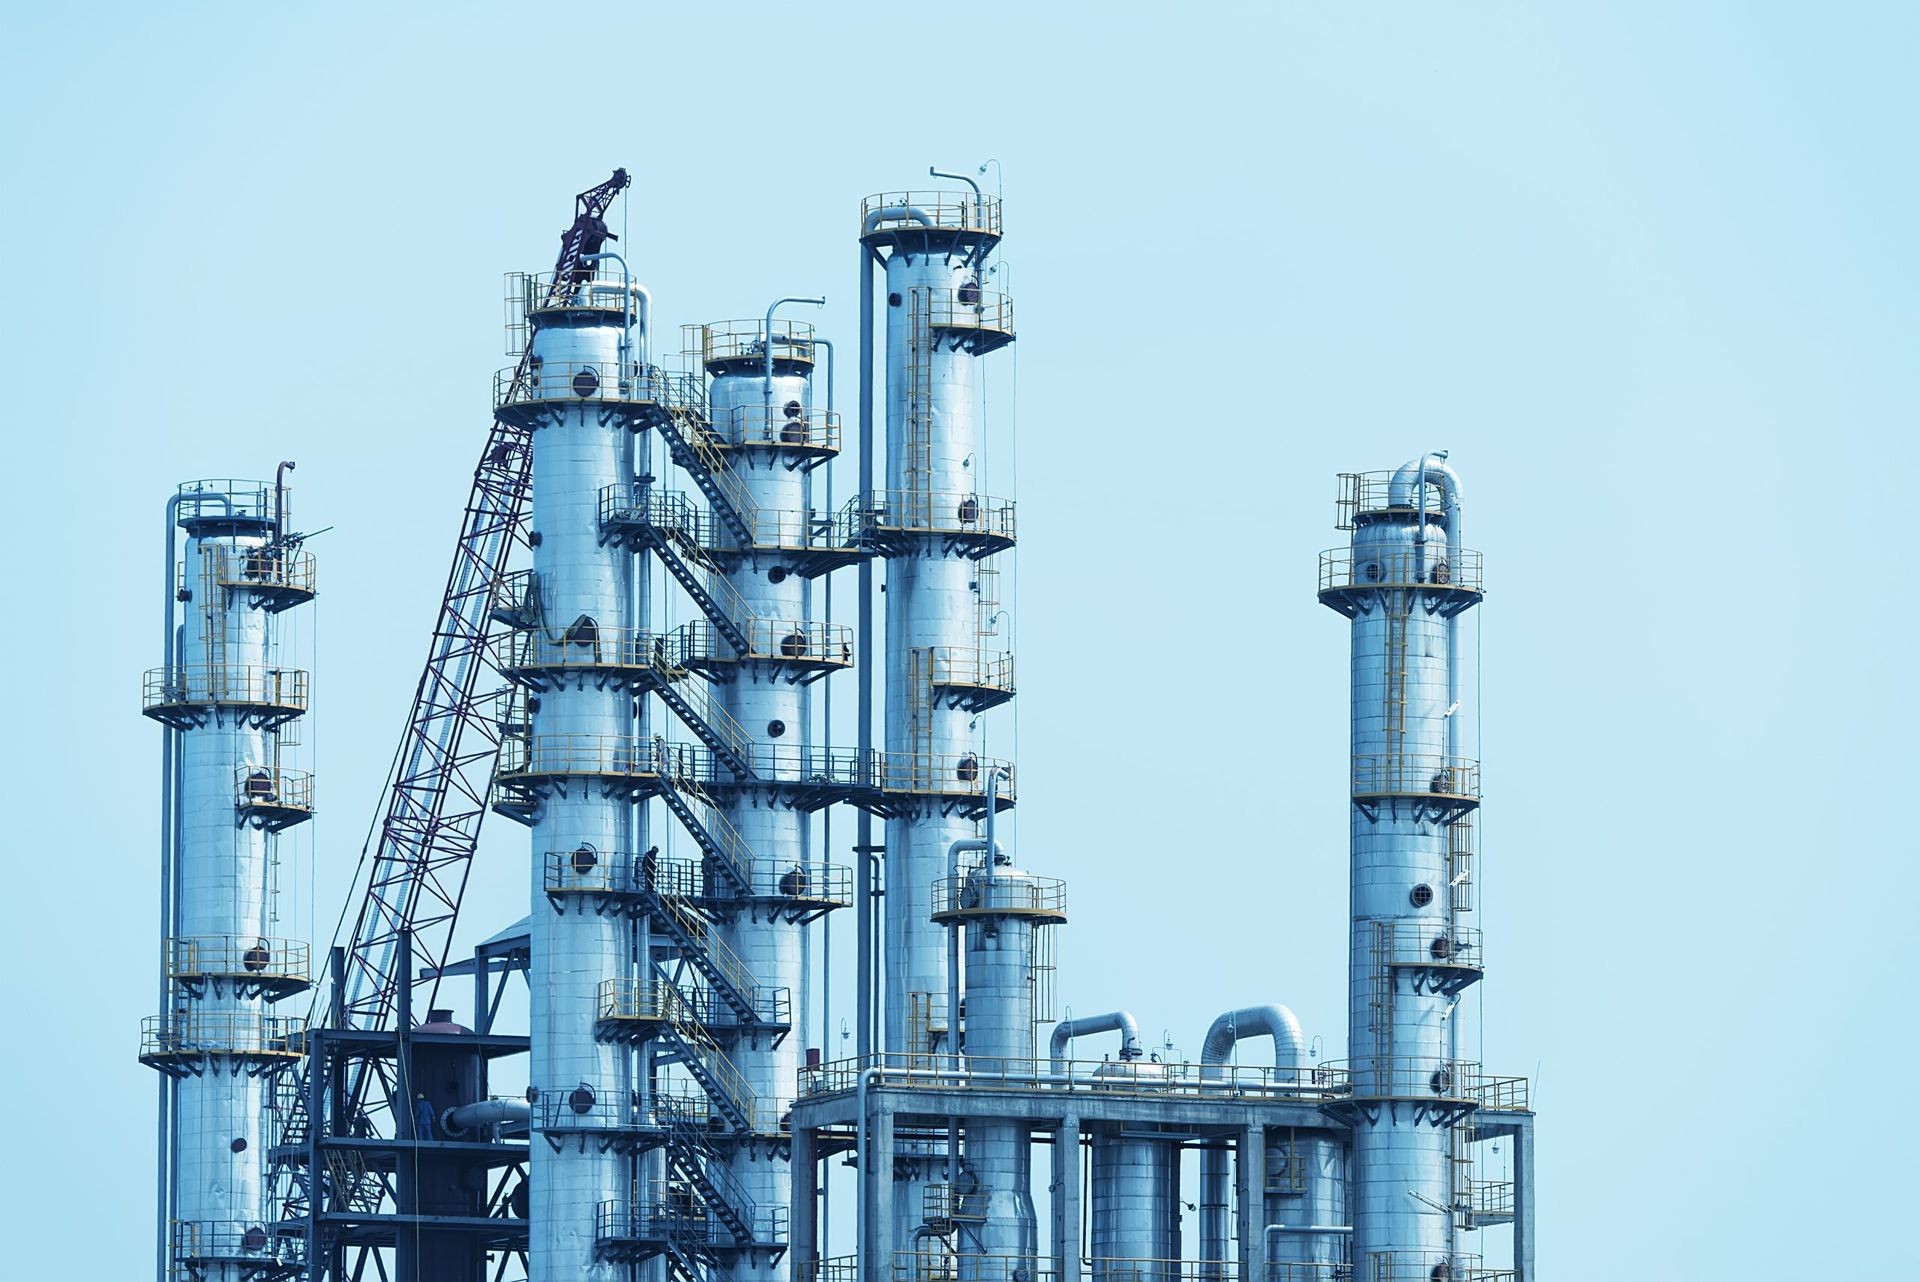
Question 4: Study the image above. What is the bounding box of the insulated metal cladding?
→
[860,186,1019,1262]
[493,264,647,1281]
[144,478,316,1282]
[1088,1069,1182,1275]
[1320,457,1488,1276]
[935,861,1064,1277]
[690,312,851,1282]
[1049,1014,1181,1277]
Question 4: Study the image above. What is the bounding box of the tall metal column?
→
[144,478,316,1282]
[933,862,1064,1277]
[692,317,853,1280]
[859,187,1019,1256]
[491,266,649,1281]
[1320,458,1487,1278]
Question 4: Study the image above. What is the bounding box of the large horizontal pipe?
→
[441,1098,531,1138]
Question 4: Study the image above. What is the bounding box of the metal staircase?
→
[644,889,782,1033]
[650,754,755,895]
[622,324,805,1282]
[657,1097,760,1246]
[652,389,758,548]
[640,658,757,781]
[654,1000,757,1135]
[624,510,755,657]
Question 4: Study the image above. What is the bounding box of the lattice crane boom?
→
[335,168,630,1029]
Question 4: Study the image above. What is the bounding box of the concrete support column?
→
[1238,1125,1267,1280]
[1052,1115,1081,1281]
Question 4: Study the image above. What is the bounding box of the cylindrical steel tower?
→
[860,188,1019,1254]
[933,859,1064,1277]
[1088,1062,1182,1274]
[693,317,851,1279]
[493,268,649,1281]
[144,478,315,1282]
[1320,456,1487,1278]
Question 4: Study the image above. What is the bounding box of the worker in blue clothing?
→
[414,1092,435,1140]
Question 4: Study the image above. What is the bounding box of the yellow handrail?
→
[165,935,310,982]
[234,766,314,812]
[208,544,318,596]
[1319,545,1485,594]
[860,191,1004,237]
[1350,754,1480,801]
[143,666,310,712]
[861,489,1016,540]
[927,646,1015,692]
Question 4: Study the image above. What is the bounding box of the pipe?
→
[854,1065,882,1282]
[273,461,295,542]
[1199,1005,1307,1271]
[816,329,835,1103]
[983,765,1011,874]
[941,835,1008,1094]
[1267,1224,1354,1236]
[764,294,827,410]
[1048,1011,1143,1068]
[928,166,982,197]
[163,488,232,681]
[578,251,649,371]
[941,833,1007,1202]
[856,202,930,1059]
[1200,1005,1306,1076]
[930,166,984,226]
[441,1098,531,1138]
[1388,453,1460,529]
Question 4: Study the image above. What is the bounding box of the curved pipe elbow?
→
[1201,1004,1306,1075]
[1388,454,1463,522]
[1048,1010,1143,1066]
[862,205,932,235]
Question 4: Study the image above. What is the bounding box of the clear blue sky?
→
[3,3,1915,1278]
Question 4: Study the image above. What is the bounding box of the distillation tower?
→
[144,476,316,1282]
[490,259,649,1280]
[860,189,1021,1254]
[1318,457,1527,1279]
[675,314,851,1282]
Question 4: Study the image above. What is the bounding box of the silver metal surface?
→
[1089,1060,1180,1274]
[151,480,311,1282]
[1334,455,1482,1272]
[954,866,1043,1273]
[1048,1011,1142,1064]
[524,305,635,1282]
[867,191,1015,1263]
[708,347,832,1282]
